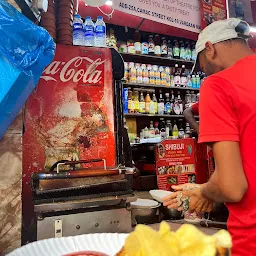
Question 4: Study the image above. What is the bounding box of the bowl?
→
[131,198,160,224]
[159,205,182,219]
[131,205,159,224]
[149,189,173,203]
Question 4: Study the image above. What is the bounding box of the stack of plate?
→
[40,0,56,40]
[55,0,74,45]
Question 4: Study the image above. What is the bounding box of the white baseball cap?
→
[192,18,252,73]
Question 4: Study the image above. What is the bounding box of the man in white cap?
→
[164,18,255,255]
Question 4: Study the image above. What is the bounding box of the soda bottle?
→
[94,16,106,47]
[83,16,95,46]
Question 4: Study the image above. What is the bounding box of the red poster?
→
[22,45,116,231]
[200,0,227,29]
[155,139,196,191]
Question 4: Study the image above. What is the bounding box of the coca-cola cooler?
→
[22,45,132,244]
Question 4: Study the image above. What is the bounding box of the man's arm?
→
[201,141,248,202]
[184,107,199,134]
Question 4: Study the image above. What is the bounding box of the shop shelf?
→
[124,113,199,118]
[121,52,195,67]
[123,82,200,91]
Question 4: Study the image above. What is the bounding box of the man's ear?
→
[205,41,216,59]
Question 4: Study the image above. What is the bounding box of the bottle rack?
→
[121,52,195,67]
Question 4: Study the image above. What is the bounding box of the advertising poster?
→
[228,0,253,24]
[200,0,227,29]
[155,139,196,190]
[113,0,201,33]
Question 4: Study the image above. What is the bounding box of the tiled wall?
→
[0,113,22,255]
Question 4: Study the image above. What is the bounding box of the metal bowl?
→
[159,205,182,219]
[131,205,159,224]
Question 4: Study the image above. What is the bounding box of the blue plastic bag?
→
[0,0,56,139]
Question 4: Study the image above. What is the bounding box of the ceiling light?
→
[250,27,256,33]
[105,0,113,6]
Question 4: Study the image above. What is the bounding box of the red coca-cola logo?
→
[40,57,105,85]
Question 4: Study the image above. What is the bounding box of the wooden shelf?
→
[121,52,195,67]
[123,83,200,91]
[124,113,199,118]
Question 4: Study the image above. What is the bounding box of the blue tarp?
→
[0,0,56,139]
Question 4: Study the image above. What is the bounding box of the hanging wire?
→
[97,6,115,19]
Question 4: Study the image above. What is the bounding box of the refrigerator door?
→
[22,45,117,243]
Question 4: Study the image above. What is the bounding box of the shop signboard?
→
[200,0,227,29]
[228,0,253,24]
[155,138,196,191]
[113,0,201,33]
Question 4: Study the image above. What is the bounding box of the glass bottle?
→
[145,92,151,114]
[154,122,160,137]
[172,120,179,139]
[161,37,168,57]
[165,120,172,139]
[134,30,141,54]
[174,64,181,87]
[179,41,185,60]
[185,122,192,138]
[133,90,140,113]
[177,91,183,114]
[180,65,187,87]
[178,119,185,138]
[149,121,155,138]
[167,40,173,59]
[164,93,171,115]
[148,35,155,56]
[152,93,158,114]
[139,92,145,113]
[159,118,166,139]
[149,95,155,115]
[173,40,180,59]
[128,88,134,113]
[154,34,161,56]
[170,90,175,114]
[158,90,165,115]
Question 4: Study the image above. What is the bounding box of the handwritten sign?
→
[113,0,201,33]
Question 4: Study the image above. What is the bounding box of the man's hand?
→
[163,183,214,213]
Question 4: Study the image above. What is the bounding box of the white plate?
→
[184,218,203,224]
[149,190,173,203]
[130,198,159,208]
[7,233,128,256]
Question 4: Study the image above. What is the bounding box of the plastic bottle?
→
[159,118,166,139]
[145,93,151,114]
[73,14,84,46]
[179,41,186,60]
[166,120,172,139]
[191,75,197,88]
[149,121,155,138]
[94,16,106,47]
[133,90,140,113]
[173,40,180,59]
[152,93,158,114]
[178,120,185,138]
[84,16,95,46]
[177,91,183,114]
[170,90,175,114]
